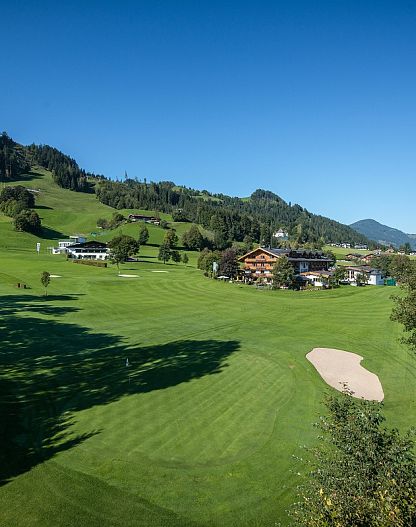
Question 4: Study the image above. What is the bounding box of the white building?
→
[300,270,334,287]
[344,266,384,286]
[52,236,86,254]
[273,229,289,240]
[66,241,108,260]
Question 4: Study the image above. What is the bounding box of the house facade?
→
[66,241,109,260]
[344,265,384,286]
[299,270,334,287]
[238,247,332,282]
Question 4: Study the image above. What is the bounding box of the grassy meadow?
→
[0,172,416,526]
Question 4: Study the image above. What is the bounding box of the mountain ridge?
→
[1,131,372,248]
[350,218,416,250]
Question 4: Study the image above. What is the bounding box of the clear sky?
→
[2,1,415,231]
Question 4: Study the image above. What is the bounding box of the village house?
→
[238,247,332,283]
[128,214,160,225]
[66,241,109,260]
[345,253,363,261]
[344,265,384,286]
[299,270,334,288]
[273,228,289,240]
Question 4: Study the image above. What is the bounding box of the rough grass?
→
[0,173,415,526]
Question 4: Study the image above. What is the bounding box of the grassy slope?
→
[0,172,415,526]
[0,168,202,250]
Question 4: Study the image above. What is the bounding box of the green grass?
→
[0,173,415,526]
[0,168,207,251]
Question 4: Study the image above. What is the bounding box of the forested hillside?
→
[351,218,416,250]
[1,131,372,247]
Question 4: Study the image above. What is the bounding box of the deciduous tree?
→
[40,271,50,296]
[158,242,171,264]
[14,209,41,233]
[272,256,294,288]
[108,234,140,273]
[138,223,149,245]
[291,391,416,527]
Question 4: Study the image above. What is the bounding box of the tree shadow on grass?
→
[40,225,67,240]
[0,294,239,485]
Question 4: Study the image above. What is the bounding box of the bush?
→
[72,259,107,268]
[14,209,41,233]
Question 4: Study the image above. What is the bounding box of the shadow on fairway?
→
[0,294,239,485]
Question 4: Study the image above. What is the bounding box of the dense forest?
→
[0,132,30,181]
[1,131,371,246]
[95,179,371,247]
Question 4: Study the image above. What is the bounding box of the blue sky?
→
[2,1,415,231]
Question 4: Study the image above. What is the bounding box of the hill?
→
[1,132,371,248]
[350,218,416,250]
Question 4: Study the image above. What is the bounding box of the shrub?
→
[72,259,107,268]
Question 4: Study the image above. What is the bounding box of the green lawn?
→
[0,175,415,526]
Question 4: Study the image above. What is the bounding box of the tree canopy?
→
[108,234,140,271]
[291,391,416,527]
[272,256,294,288]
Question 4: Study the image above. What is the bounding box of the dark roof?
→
[238,246,332,262]
[69,241,107,249]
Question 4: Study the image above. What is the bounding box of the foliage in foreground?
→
[291,391,416,527]
[391,257,416,350]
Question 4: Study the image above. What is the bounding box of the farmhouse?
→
[66,241,109,260]
[238,247,332,282]
[128,214,160,224]
[345,253,363,261]
[344,265,384,286]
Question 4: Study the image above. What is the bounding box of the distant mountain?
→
[350,219,416,249]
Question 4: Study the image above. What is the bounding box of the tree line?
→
[1,131,373,247]
[95,178,371,248]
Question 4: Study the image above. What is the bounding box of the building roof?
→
[345,265,381,274]
[69,241,108,249]
[300,270,334,277]
[238,246,332,262]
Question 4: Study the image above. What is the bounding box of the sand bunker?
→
[150,270,168,273]
[306,348,384,401]
[49,274,62,278]
[118,274,139,277]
